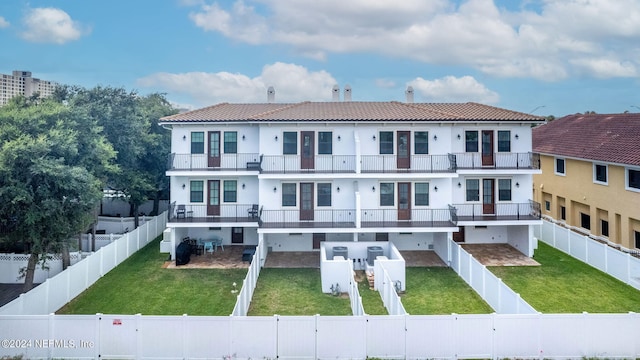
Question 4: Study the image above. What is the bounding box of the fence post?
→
[603,242,608,273]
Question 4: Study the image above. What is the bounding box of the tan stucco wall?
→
[533,155,640,249]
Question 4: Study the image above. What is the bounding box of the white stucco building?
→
[159,88,543,261]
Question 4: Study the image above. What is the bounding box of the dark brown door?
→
[207,180,220,216]
[300,183,314,220]
[398,182,411,220]
[301,131,314,169]
[375,233,389,241]
[208,131,220,167]
[312,233,325,249]
[482,179,495,214]
[481,130,494,166]
[453,226,465,242]
[231,227,243,244]
[397,131,410,169]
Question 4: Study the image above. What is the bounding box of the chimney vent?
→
[405,86,414,103]
[332,84,340,101]
[267,86,275,103]
[344,84,352,102]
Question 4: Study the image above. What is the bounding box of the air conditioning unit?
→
[367,246,384,266]
[333,246,348,260]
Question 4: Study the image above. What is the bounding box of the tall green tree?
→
[59,86,176,227]
[0,96,116,291]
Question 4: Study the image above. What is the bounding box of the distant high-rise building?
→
[0,70,58,106]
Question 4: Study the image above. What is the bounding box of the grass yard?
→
[247,268,352,316]
[57,237,247,316]
[355,271,387,315]
[401,267,493,314]
[489,241,640,313]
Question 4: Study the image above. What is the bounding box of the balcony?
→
[260,155,356,174]
[360,154,454,173]
[167,153,261,171]
[168,203,259,224]
[450,201,541,222]
[259,209,356,229]
[452,152,540,170]
[360,208,456,228]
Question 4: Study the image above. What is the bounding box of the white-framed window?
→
[626,167,640,192]
[465,179,480,202]
[593,163,608,185]
[498,179,512,201]
[282,183,296,206]
[415,182,429,206]
[283,132,297,155]
[190,180,204,203]
[379,131,393,154]
[317,183,332,207]
[223,180,237,202]
[555,157,566,176]
[379,182,394,206]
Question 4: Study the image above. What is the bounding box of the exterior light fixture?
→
[183,135,187,141]
[182,184,186,189]
[457,134,461,140]
[434,186,438,192]
[336,186,341,192]
[273,187,277,193]
[372,135,376,141]
[275,135,278,141]
[337,135,341,141]
[457,182,461,188]
[372,186,376,192]
[433,135,438,141]
[516,182,520,188]
[242,135,246,141]
[242,183,246,189]
[515,134,519,140]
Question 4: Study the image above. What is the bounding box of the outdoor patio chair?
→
[176,204,186,219]
[203,241,214,254]
[248,204,259,218]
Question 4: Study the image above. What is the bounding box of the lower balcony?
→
[360,208,456,228]
[259,209,356,229]
[168,203,259,224]
[451,201,541,222]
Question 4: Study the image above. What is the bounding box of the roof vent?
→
[332,84,340,102]
[344,84,352,102]
[267,86,275,103]
[405,86,414,103]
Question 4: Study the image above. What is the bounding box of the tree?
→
[0,96,116,291]
[60,86,176,228]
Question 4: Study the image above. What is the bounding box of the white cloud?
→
[375,79,396,89]
[187,0,640,81]
[570,58,637,78]
[21,8,88,44]
[0,16,9,28]
[408,76,499,103]
[137,62,337,105]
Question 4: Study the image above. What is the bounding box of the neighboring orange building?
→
[533,113,640,250]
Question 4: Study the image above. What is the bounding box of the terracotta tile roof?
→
[160,101,543,123]
[533,113,640,166]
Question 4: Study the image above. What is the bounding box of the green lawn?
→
[489,241,640,313]
[57,237,247,316]
[247,268,352,316]
[356,272,387,315]
[401,267,493,314]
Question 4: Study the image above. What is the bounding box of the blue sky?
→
[1,0,640,117]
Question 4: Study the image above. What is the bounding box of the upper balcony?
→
[450,201,541,223]
[360,154,455,174]
[260,155,356,174]
[360,208,456,228]
[451,152,540,171]
[167,153,262,172]
[259,209,356,229]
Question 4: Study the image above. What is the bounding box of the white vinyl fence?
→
[374,262,407,315]
[231,240,267,316]
[0,212,167,316]
[535,218,640,291]
[78,233,123,252]
[345,264,366,316]
[450,239,538,314]
[1,312,638,360]
[0,252,88,284]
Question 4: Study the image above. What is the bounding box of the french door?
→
[397,131,411,169]
[208,131,220,167]
[481,130,494,166]
[398,182,411,220]
[301,131,315,169]
[300,183,314,220]
[207,180,220,216]
[482,179,495,214]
